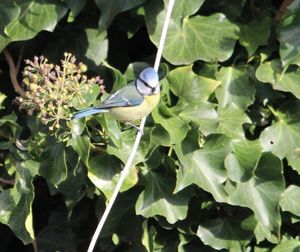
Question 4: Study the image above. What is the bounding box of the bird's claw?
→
[124,122,144,135]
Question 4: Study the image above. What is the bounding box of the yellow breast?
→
[109,93,160,122]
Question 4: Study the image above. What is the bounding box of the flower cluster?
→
[16,53,105,131]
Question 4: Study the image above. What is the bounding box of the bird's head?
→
[136,67,159,95]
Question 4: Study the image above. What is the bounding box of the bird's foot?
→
[124,122,144,135]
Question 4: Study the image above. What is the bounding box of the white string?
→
[87,1,175,251]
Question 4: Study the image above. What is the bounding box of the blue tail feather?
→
[71,108,108,119]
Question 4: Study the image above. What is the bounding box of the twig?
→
[0,177,15,186]
[3,48,24,95]
[274,0,294,21]
[86,0,176,251]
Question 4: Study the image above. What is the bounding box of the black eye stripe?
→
[137,77,156,92]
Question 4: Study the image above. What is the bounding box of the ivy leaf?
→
[167,66,220,103]
[225,138,262,183]
[69,135,90,166]
[107,129,151,165]
[0,113,21,149]
[256,59,300,99]
[197,215,254,250]
[215,66,255,109]
[88,154,138,199]
[179,101,219,136]
[228,153,284,242]
[145,0,239,64]
[175,134,231,202]
[95,0,145,31]
[259,101,300,159]
[217,104,251,138]
[0,158,39,244]
[39,141,67,186]
[85,29,108,65]
[152,103,190,144]
[277,13,300,67]
[101,189,143,243]
[239,18,271,56]
[280,185,300,217]
[273,239,300,252]
[5,0,67,41]
[136,169,191,224]
[0,0,20,32]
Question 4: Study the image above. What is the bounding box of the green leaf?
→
[239,18,271,56]
[152,103,190,144]
[273,238,300,252]
[225,138,262,182]
[197,215,254,250]
[259,102,300,159]
[0,0,20,32]
[101,189,143,243]
[136,169,191,224]
[69,135,90,166]
[175,134,231,202]
[280,185,300,217]
[277,13,300,67]
[88,154,138,199]
[71,84,101,110]
[256,59,300,99]
[145,0,239,64]
[217,104,250,138]
[39,141,67,186]
[0,113,21,149]
[0,158,38,244]
[167,66,221,103]
[95,0,145,31]
[215,66,255,109]
[5,0,67,41]
[107,129,150,166]
[228,153,284,242]
[179,101,219,136]
[85,29,108,65]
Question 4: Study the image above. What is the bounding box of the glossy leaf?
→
[39,141,67,186]
[179,101,219,136]
[273,238,300,252]
[5,0,67,41]
[85,29,108,65]
[175,134,231,202]
[88,153,138,199]
[217,104,251,138]
[228,153,284,242]
[0,158,39,244]
[95,0,145,31]
[239,18,271,56]
[145,0,239,64]
[280,185,300,216]
[215,66,255,109]
[0,0,20,31]
[152,103,190,144]
[168,66,220,103]
[225,138,262,182]
[259,101,300,159]
[277,13,300,67]
[256,59,300,99]
[136,169,191,224]
[197,216,254,250]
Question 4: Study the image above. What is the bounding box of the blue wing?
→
[72,82,144,120]
[97,82,144,109]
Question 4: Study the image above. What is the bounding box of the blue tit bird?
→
[71,67,160,123]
